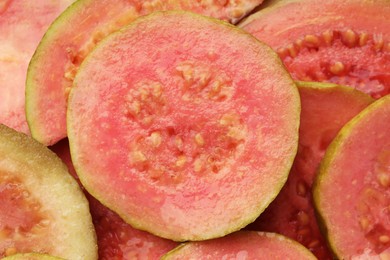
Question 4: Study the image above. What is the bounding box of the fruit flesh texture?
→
[239,0,390,99]
[67,11,300,241]
[26,0,264,146]
[0,0,74,134]
[247,82,374,259]
[50,139,178,260]
[0,125,97,260]
[314,94,390,259]
[162,231,317,259]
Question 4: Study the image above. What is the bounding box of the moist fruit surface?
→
[67,11,300,241]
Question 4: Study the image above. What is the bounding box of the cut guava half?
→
[247,81,374,259]
[26,0,264,146]
[314,94,390,258]
[239,0,390,98]
[0,0,74,134]
[161,231,317,259]
[67,11,300,241]
[0,124,97,259]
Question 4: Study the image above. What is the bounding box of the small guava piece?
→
[2,253,64,260]
[67,11,300,241]
[0,0,74,134]
[162,231,317,259]
[239,0,390,98]
[247,81,374,259]
[314,94,390,258]
[0,124,97,259]
[26,0,264,146]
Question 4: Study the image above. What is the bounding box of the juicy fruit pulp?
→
[0,0,74,134]
[162,231,317,259]
[314,94,390,259]
[239,0,390,99]
[247,82,374,259]
[0,125,97,259]
[68,11,300,241]
[26,0,264,146]
[50,139,178,259]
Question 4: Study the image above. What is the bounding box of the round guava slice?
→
[0,124,97,259]
[247,81,374,259]
[314,94,390,258]
[161,231,317,259]
[50,138,180,259]
[67,11,300,241]
[239,0,390,99]
[2,253,64,260]
[0,0,74,134]
[26,0,264,146]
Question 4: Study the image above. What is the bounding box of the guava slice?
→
[2,253,64,260]
[26,0,264,146]
[67,11,300,241]
[0,124,97,259]
[50,139,179,259]
[239,0,390,99]
[0,0,74,134]
[314,94,390,258]
[247,81,374,259]
[162,231,317,259]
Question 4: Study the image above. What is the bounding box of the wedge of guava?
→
[0,0,74,134]
[239,0,390,98]
[67,11,300,241]
[0,124,97,259]
[314,94,390,258]
[247,81,374,259]
[162,231,317,259]
[26,0,264,146]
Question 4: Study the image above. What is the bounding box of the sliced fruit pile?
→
[1,0,389,259]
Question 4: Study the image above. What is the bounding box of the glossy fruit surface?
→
[68,11,299,241]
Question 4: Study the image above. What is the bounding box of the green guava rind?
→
[161,231,317,259]
[2,253,64,260]
[0,124,98,259]
[313,94,390,258]
[25,0,264,146]
[67,11,300,241]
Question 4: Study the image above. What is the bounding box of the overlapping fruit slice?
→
[0,125,97,259]
[0,0,74,134]
[162,231,317,259]
[239,0,390,98]
[67,11,300,241]
[314,94,390,258]
[26,0,264,146]
[247,82,374,259]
